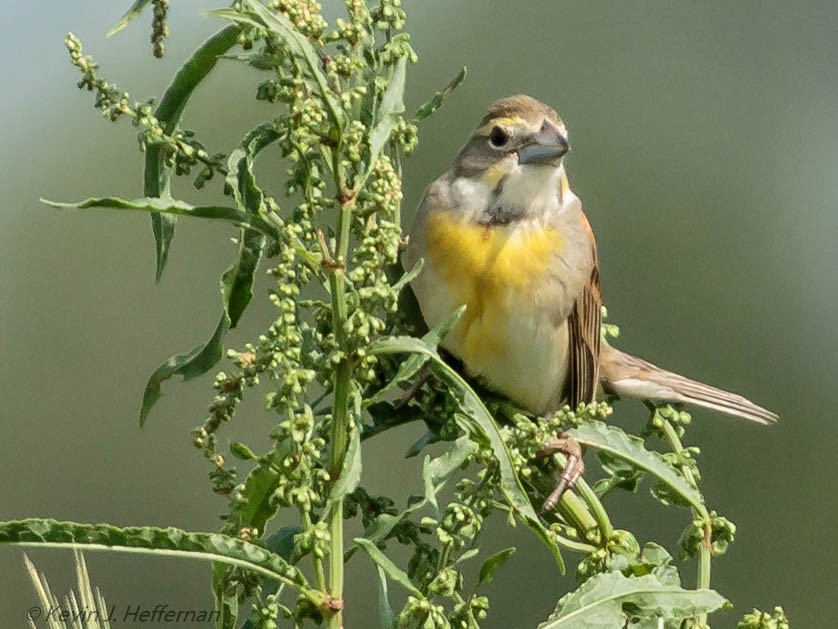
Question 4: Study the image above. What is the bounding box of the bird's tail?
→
[598,344,778,424]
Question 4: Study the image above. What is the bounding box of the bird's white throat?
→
[496,163,567,215]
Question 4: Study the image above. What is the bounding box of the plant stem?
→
[325,182,355,626]
[658,415,712,624]
[573,476,613,542]
[327,364,350,626]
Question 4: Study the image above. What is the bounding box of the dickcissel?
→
[405,94,777,425]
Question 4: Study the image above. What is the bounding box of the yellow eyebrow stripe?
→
[475,116,527,136]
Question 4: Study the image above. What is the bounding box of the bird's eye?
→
[489,126,510,148]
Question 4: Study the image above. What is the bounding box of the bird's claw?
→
[538,434,585,513]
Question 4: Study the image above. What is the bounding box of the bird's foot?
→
[538,434,585,513]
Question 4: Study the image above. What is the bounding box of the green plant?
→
[2,2,788,627]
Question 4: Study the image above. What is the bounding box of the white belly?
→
[417,264,569,414]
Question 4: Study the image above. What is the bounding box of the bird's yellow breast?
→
[423,211,566,369]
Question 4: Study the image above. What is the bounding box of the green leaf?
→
[415,66,467,120]
[143,25,241,281]
[477,547,516,587]
[592,450,645,498]
[107,0,152,37]
[375,566,397,629]
[139,314,227,426]
[326,424,363,509]
[362,435,476,546]
[538,571,727,628]
[365,303,461,406]
[566,420,704,513]
[368,335,565,572]
[138,121,279,423]
[391,258,424,295]
[42,196,278,238]
[455,548,481,565]
[265,526,302,562]
[229,441,258,461]
[424,435,477,513]
[0,519,311,591]
[404,430,439,458]
[354,538,422,597]
[367,55,407,169]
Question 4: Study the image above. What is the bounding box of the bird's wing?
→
[565,213,601,406]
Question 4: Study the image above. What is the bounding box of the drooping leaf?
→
[368,335,565,572]
[415,66,467,120]
[477,547,516,587]
[354,538,422,597]
[143,25,241,281]
[566,420,704,513]
[107,0,152,37]
[538,571,727,628]
[139,314,227,425]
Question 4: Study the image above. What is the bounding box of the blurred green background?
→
[1,1,835,627]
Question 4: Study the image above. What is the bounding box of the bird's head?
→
[453,94,569,184]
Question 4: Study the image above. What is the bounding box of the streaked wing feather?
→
[566,226,601,406]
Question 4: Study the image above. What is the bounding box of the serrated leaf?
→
[415,66,467,120]
[567,421,704,512]
[354,538,422,597]
[0,519,306,587]
[539,571,727,628]
[108,0,152,37]
[369,335,564,572]
[477,547,516,586]
[143,25,240,281]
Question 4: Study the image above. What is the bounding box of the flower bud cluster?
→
[270,405,329,513]
[270,0,328,39]
[65,33,224,187]
[737,607,789,629]
[151,0,170,58]
[678,511,736,559]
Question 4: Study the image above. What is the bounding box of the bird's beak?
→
[517,120,570,165]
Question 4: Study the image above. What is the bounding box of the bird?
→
[404,94,778,426]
